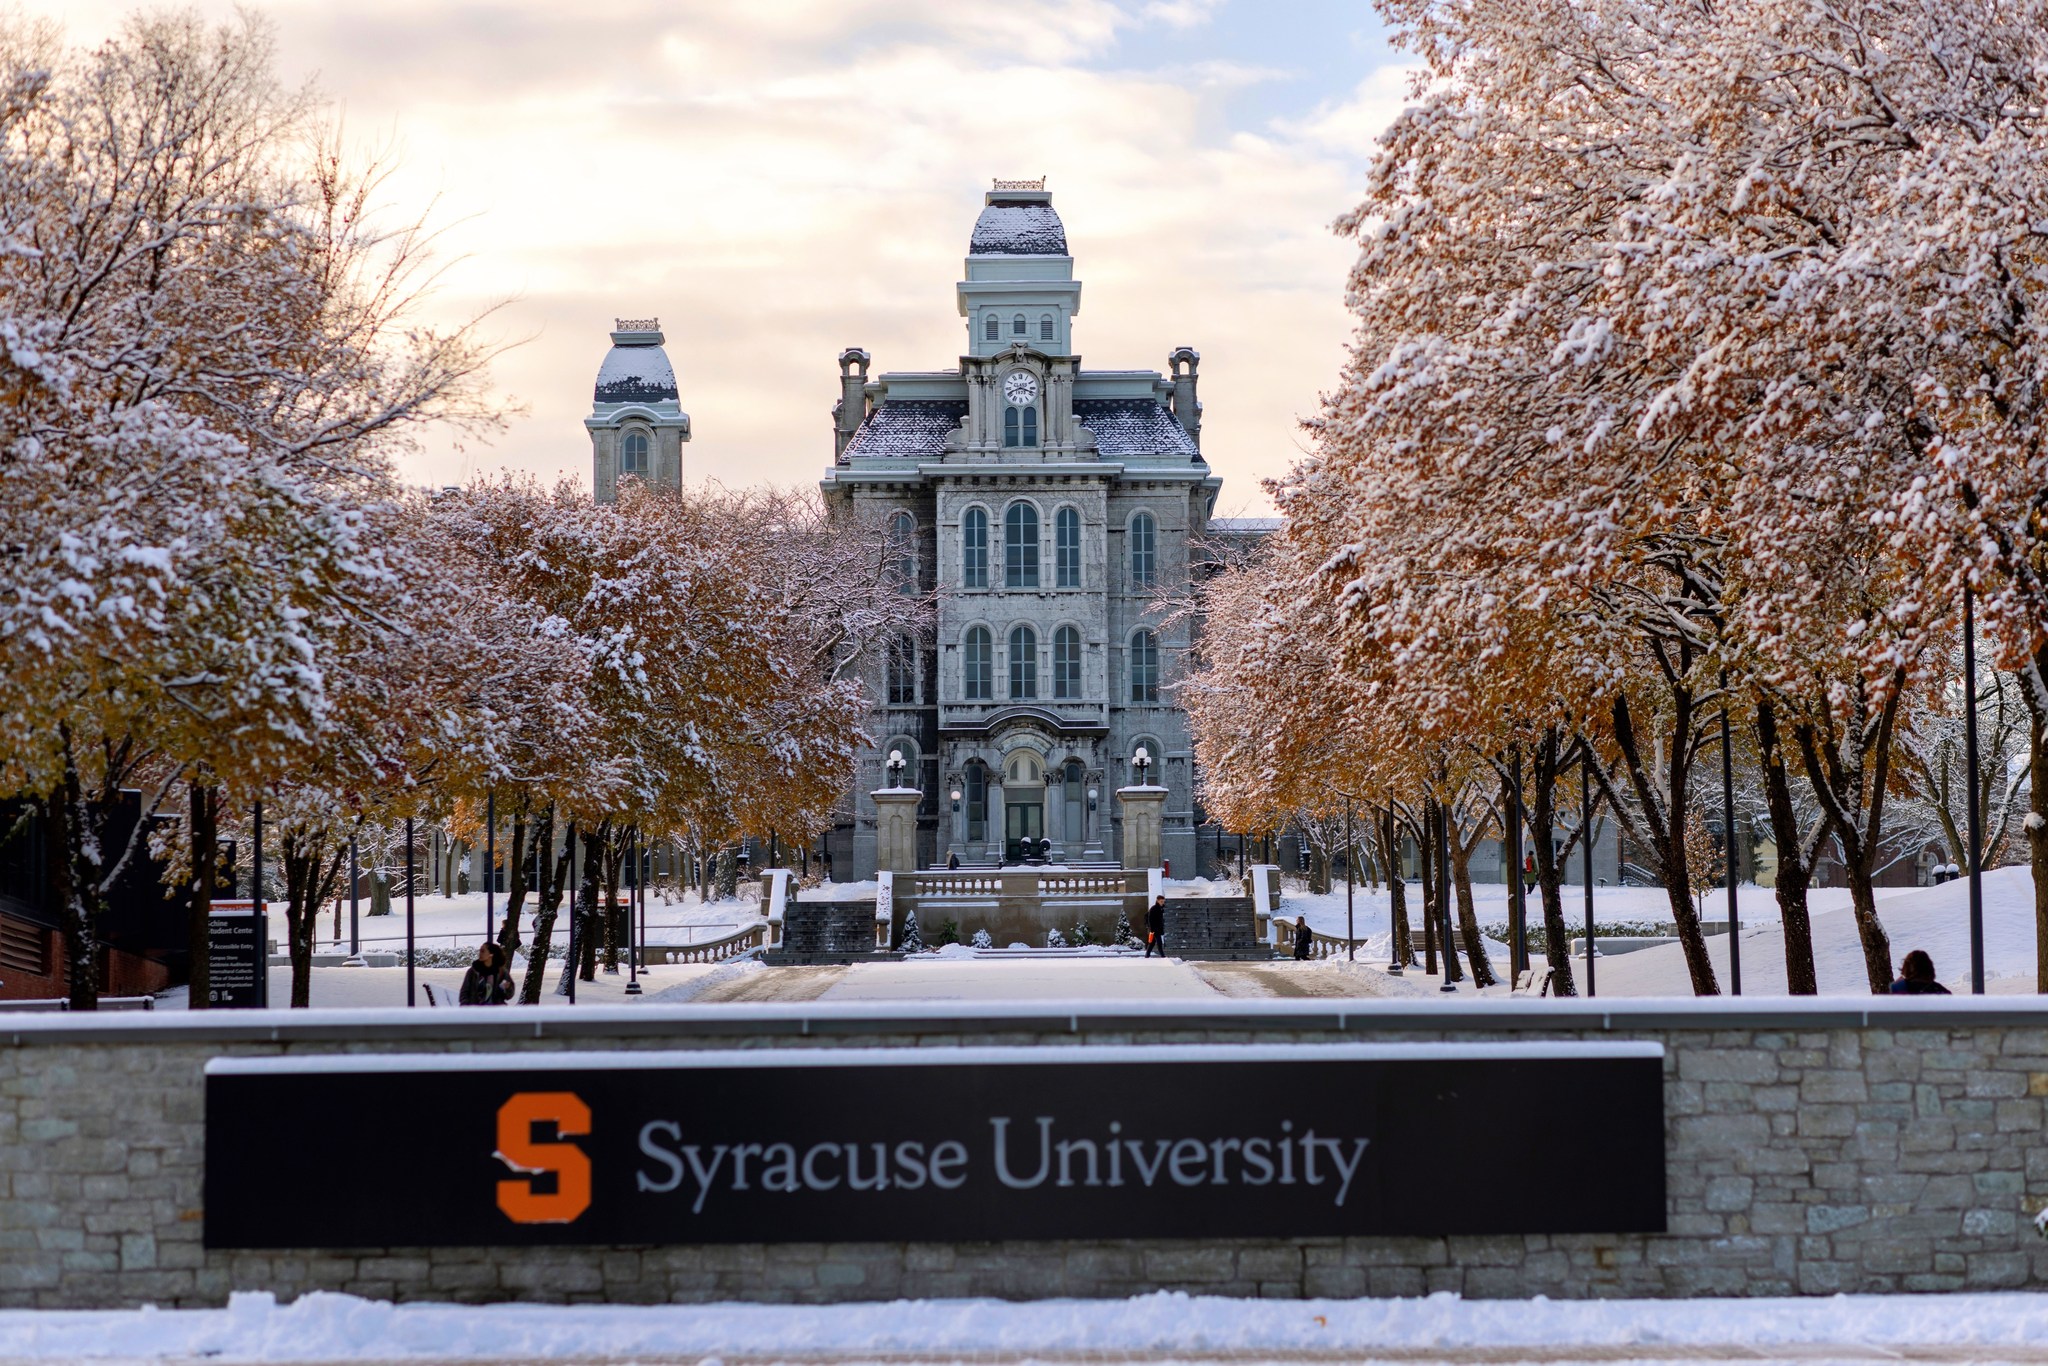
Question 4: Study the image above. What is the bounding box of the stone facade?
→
[589,319,690,503]
[822,182,1221,879]
[4,1001,2048,1307]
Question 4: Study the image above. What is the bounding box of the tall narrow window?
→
[1021,407,1038,445]
[1009,626,1038,699]
[1005,406,1040,447]
[962,508,989,589]
[966,763,987,841]
[1004,503,1040,588]
[963,626,993,701]
[1055,507,1081,587]
[984,313,999,341]
[888,510,916,594]
[1012,313,1027,336]
[620,430,650,479]
[1130,511,1158,587]
[887,634,916,705]
[1053,626,1082,700]
[1040,313,1055,341]
[1130,629,1160,703]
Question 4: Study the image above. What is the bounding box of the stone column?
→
[1117,785,1167,871]
[871,788,922,875]
[1045,775,1066,861]
[1082,772,1106,860]
[986,781,1006,863]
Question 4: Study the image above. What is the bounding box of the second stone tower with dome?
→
[588,318,690,501]
[821,179,1220,879]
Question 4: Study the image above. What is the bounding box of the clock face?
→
[1003,370,1039,405]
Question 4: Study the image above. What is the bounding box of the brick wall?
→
[2,1001,2046,1306]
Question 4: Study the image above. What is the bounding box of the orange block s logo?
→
[495,1092,592,1224]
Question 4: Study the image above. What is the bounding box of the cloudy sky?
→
[43,0,1412,514]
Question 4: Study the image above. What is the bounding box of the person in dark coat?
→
[1293,916,1313,961]
[459,942,514,1005]
[1889,949,1951,995]
[946,851,960,871]
[1143,896,1167,958]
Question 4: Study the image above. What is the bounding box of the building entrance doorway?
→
[1005,802,1044,863]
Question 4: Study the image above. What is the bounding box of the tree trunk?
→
[1446,822,1497,987]
[1380,809,1413,965]
[1526,728,1577,996]
[497,811,530,961]
[1794,676,1903,994]
[601,831,624,973]
[521,812,572,1004]
[1603,691,1718,995]
[188,781,216,1010]
[2021,649,2048,992]
[1755,695,1820,994]
[48,729,98,1011]
[1416,807,1439,975]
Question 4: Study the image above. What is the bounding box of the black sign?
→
[204,1044,1664,1249]
[205,911,268,1009]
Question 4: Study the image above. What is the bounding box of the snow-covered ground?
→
[5,1289,2048,1362]
[305,888,764,954]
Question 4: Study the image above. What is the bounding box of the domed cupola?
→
[587,317,690,503]
[594,319,680,404]
[957,179,1081,359]
[969,185,1068,256]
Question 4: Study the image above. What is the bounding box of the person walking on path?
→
[459,942,514,1005]
[1143,896,1167,958]
[1293,915,1313,961]
[1889,949,1952,995]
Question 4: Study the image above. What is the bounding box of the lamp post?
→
[625,825,642,996]
[485,789,496,942]
[347,836,361,962]
[1344,795,1355,962]
[886,748,908,787]
[1384,807,1404,975]
[1132,745,1153,787]
[404,815,416,1009]
[1582,751,1596,998]
[1964,583,1985,994]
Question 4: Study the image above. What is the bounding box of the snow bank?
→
[8,1289,2048,1360]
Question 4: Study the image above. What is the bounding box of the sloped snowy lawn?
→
[5,1289,2048,1361]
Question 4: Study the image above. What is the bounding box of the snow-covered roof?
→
[594,339,679,405]
[1071,399,1200,461]
[1211,516,1282,535]
[838,397,1201,464]
[970,198,1069,256]
[840,400,967,461]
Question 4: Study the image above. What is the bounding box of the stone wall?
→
[2,1000,2047,1306]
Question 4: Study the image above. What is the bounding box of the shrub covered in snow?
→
[970,928,993,949]
[1046,927,1067,948]
[1114,909,1134,946]
[897,906,924,953]
[1069,919,1094,947]
[932,918,960,947]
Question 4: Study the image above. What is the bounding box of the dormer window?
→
[620,429,650,480]
[1012,313,1027,336]
[984,313,999,341]
[1039,314,1054,341]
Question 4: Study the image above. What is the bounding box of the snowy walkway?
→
[9,1289,2048,1363]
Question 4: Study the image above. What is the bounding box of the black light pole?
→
[252,798,264,910]
[1964,584,1986,994]
[1385,808,1404,975]
[1507,754,1526,979]
[404,816,417,1008]
[565,833,579,1005]
[625,826,642,996]
[485,790,496,942]
[1344,795,1355,962]
[1437,800,1458,992]
[639,836,652,979]
[1582,752,1595,998]
[1721,695,1741,996]
[348,836,360,958]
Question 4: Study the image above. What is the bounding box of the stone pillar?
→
[1082,772,1106,860]
[1117,785,1167,871]
[986,782,1006,863]
[871,788,922,875]
[1046,777,1066,860]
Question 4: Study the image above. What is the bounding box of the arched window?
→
[888,510,916,594]
[1053,626,1082,700]
[1004,502,1040,588]
[1003,405,1039,448]
[1039,313,1055,341]
[1009,626,1038,699]
[1012,313,1027,336]
[962,508,989,589]
[963,626,993,701]
[984,313,999,341]
[965,762,988,841]
[1055,507,1081,587]
[620,429,650,480]
[887,634,916,705]
[1129,629,1160,702]
[1130,511,1158,587]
